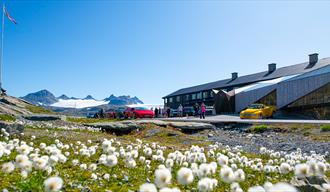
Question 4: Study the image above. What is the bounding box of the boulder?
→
[0,121,24,134]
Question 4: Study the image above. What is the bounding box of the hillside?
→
[0,94,53,116]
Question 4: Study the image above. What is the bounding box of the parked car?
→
[123,107,154,119]
[240,103,275,119]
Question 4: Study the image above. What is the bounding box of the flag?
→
[3,5,17,24]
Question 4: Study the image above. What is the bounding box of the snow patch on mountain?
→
[50,99,108,109]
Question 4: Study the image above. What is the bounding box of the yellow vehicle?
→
[240,104,275,119]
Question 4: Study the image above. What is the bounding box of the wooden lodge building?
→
[163,53,330,118]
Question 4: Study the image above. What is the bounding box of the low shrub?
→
[320,124,330,132]
[66,117,119,124]
[249,124,268,133]
[25,105,54,114]
[0,114,16,122]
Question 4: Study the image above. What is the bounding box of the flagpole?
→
[0,3,4,93]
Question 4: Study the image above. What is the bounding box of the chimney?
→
[268,63,276,73]
[307,53,318,68]
[231,72,238,80]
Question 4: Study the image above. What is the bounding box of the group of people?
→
[193,102,206,119]
[163,102,206,119]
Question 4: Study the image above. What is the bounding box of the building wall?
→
[277,72,330,109]
[235,85,276,112]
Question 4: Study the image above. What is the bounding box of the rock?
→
[168,122,214,130]
[208,133,214,138]
[0,121,24,134]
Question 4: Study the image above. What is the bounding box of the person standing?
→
[154,107,159,118]
[200,103,206,119]
[166,107,171,118]
[194,103,199,117]
[177,104,183,117]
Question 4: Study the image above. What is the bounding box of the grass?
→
[1,123,329,191]
[249,124,268,133]
[25,105,54,114]
[0,126,298,192]
[0,114,16,122]
[320,124,330,132]
[66,117,120,124]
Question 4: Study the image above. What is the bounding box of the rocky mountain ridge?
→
[20,89,144,108]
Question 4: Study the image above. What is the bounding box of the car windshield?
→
[135,107,148,110]
[248,104,263,109]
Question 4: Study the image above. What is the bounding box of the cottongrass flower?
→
[267,182,297,192]
[105,155,118,167]
[154,168,172,188]
[234,169,245,182]
[159,187,181,192]
[197,177,218,192]
[294,163,310,178]
[139,183,157,192]
[263,182,273,191]
[1,162,15,173]
[177,167,194,185]
[220,166,235,183]
[322,183,330,191]
[280,162,291,174]
[44,176,63,192]
[103,173,110,181]
[91,173,98,180]
[247,186,265,192]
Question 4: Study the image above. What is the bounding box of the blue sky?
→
[3,0,330,103]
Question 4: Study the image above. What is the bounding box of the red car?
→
[123,107,154,119]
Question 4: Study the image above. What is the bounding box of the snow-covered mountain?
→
[51,99,108,109]
[21,90,144,109]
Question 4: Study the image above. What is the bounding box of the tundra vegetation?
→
[0,124,329,192]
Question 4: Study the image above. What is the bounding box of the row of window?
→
[288,83,330,108]
[165,91,214,103]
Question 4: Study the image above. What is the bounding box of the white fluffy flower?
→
[267,182,297,192]
[197,177,217,192]
[139,183,157,192]
[177,167,194,185]
[247,186,265,192]
[294,163,310,178]
[1,162,15,173]
[220,166,235,183]
[105,155,118,167]
[44,176,63,192]
[280,162,291,174]
[154,168,172,188]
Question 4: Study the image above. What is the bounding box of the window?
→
[210,91,214,98]
[164,98,168,103]
[169,97,173,103]
[203,92,208,99]
[176,96,180,102]
[185,95,190,101]
[288,83,330,108]
[197,92,202,99]
[256,90,276,106]
[192,94,196,100]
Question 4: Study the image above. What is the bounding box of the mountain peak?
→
[84,95,95,100]
[21,89,57,105]
[58,94,69,100]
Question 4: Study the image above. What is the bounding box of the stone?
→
[0,121,24,134]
